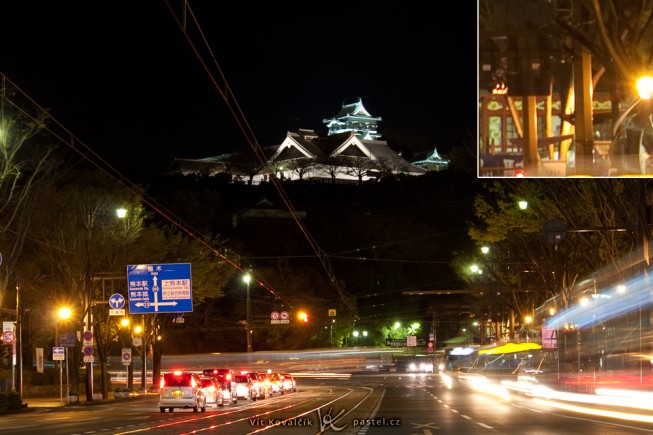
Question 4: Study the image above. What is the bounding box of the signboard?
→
[407,335,417,347]
[271,311,280,324]
[36,348,44,373]
[53,346,65,361]
[109,293,126,316]
[542,327,558,349]
[127,263,193,314]
[122,348,132,365]
[3,321,14,333]
[82,345,94,357]
[280,311,289,324]
[328,309,336,317]
[84,356,94,363]
[59,333,76,347]
[2,330,15,344]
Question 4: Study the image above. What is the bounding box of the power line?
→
[163,0,358,319]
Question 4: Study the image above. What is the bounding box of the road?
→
[4,372,653,434]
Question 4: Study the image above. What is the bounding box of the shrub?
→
[0,391,23,412]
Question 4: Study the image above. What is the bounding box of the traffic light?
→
[298,311,309,323]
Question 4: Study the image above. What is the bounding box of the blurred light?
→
[58,307,71,320]
[525,316,532,324]
[116,208,127,218]
[481,246,490,254]
[121,318,129,327]
[134,325,142,334]
[243,273,251,284]
[637,75,653,99]
[518,200,528,210]
[514,170,526,178]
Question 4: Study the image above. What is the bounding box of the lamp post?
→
[243,273,252,353]
[56,307,71,405]
[135,321,147,391]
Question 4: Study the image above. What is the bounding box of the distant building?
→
[412,148,450,171]
[173,98,428,183]
[323,97,382,140]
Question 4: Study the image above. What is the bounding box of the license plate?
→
[173,390,183,397]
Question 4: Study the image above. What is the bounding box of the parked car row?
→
[159,369,296,413]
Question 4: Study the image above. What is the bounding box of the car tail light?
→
[226,373,232,381]
[191,377,197,388]
[160,377,165,389]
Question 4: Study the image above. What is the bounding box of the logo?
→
[316,407,347,432]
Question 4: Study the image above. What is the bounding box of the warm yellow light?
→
[58,307,72,320]
[134,325,142,334]
[121,318,130,327]
[116,208,127,218]
[637,75,653,99]
[549,307,556,316]
[525,315,533,324]
[243,273,251,284]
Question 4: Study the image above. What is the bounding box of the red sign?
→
[82,345,94,356]
[2,330,15,344]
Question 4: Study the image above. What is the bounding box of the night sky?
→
[0,1,475,177]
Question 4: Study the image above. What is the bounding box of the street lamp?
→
[243,273,252,353]
[525,315,533,342]
[56,306,71,405]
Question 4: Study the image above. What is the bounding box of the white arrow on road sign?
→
[109,293,126,309]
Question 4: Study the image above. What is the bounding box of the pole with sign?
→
[53,347,64,405]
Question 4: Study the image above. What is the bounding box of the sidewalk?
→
[21,390,155,410]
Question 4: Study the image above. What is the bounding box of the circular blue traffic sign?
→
[83,345,94,356]
[109,293,125,309]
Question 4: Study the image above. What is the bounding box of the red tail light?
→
[226,373,232,381]
[191,377,197,388]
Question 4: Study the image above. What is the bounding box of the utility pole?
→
[15,283,22,399]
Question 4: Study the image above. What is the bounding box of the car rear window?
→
[200,379,214,387]
[234,375,248,382]
[164,374,193,387]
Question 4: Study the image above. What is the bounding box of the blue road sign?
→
[59,333,76,347]
[127,263,193,314]
[109,293,126,309]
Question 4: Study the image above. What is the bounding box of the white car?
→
[280,373,296,393]
[199,376,219,408]
[233,374,257,400]
[159,371,207,413]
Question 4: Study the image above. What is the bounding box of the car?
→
[202,368,238,405]
[198,376,220,408]
[247,371,269,400]
[262,371,283,395]
[159,371,207,413]
[280,373,296,394]
[233,373,257,401]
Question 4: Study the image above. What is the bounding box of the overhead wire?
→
[164,0,358,319]
[0,71,292,306]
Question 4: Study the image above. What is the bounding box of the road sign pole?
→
[59,358,63,405]
[65,347,69,404]
[85,302,93,402]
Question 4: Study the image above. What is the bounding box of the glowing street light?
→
[636,75,653,100]
[243,273,252,353]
